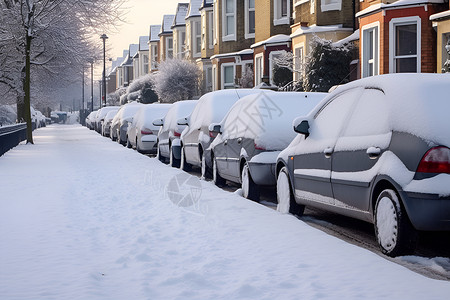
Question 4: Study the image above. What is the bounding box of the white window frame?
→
[166,36,173,59]
[294,0,310,6]
[205,66,213,92]
[151,44,158,70]
[245,0,255,39]
[389,16,421,73]
[193,20,202,57]
[274,0,290,26]
[254,53,264,86]
[222,0,237,41]
[293,44,304,81]
[361,22,380,78]
[212,64,217,90]
[320,0,342,12]
[201,11,206,50]
[142,54,149,74]
[177,30,186,59]
[221,63,236,89]
[208,11,214,49]
[269,50,289,85]
[214,0,219,45]
[442,33,450,72]
[310,0,315,14]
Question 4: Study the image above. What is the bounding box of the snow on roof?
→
[186,0,203,19]
[356,0,445,18]
[291,24,353,38]
[210,49,253,59]
[331,29,359,47]
[139,36,149,51]
[430,10,450,21]
[160,15,175,34]
[119,50,130,67]
[251,34,291,49]
[149,25,161,42]
[200,0,213,9]
[172,3,189,28]
[129,44,139,57]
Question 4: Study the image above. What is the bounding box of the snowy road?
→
[1,124,450,300]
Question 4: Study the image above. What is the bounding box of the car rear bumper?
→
[401,191,450,231]
[248,162,276,186]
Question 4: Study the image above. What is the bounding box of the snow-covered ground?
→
[0,124,449,300]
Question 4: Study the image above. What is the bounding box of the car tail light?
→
[141,130,153,135]
[174,131,181,137]
[209,131,218,138]
[417,146,450,174]
[255,144,265,151]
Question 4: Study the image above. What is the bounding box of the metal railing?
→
[0,123,27,156]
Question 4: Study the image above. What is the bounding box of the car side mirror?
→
[294,120,310,137]
[153,118,163,126]
[177,117,189,126]
[208,123,221,138]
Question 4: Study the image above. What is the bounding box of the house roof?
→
[430,10,450,21]
[129,44,139,58]
[139,36,149,51]
[119,50,130,67]
[172,3,189,28]
[291,24,353,39]
[251,34,291,48]
[210,49,253,60]
[200,0,213,10]
[160,15,175,35]
[149,25,162,42]
[356,0,445,18]
[186,0,203,19]
[331,29,359,47]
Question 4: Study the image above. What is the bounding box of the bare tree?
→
[0,0,125,143]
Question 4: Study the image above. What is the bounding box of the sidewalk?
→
[0,124,449,300]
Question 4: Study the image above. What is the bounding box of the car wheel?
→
[241,162,260,201]
[180,146,192,171]
[169,147,180,168]
[374,189,417,257]
[126,136,132,148]
[212,156,226,186]
[201,152,212,179]
[277,166,305,216]
[136,138,141,153]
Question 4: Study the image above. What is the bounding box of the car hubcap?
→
[277,170,290,214]
[376,196,398,252]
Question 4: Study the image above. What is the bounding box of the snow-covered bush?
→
[303,36,354,92]
[0,105,17,125]
[108,87,126,106]
[239,65,254,88]
[153,59,200,103]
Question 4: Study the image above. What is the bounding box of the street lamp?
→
[89,59,94,112]
[100,33,108,108]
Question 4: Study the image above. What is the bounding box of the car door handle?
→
[323,147,334,158]
[367,147,381,159]
[237,137,242,144]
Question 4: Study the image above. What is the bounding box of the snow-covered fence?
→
[0,123,27,156]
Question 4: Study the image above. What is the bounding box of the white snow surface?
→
[1,125,450,299]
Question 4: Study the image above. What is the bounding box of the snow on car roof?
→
[321,73,450,147]
[163,100,198,131]
[136,103,172,129]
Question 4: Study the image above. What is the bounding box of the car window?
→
[312,88,363,140]
[343,88,389,137]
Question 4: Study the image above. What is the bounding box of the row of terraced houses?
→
[105,0,450,97]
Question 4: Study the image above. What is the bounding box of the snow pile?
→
[0,125,450,299]
[0,105,17,125]
[133,103,172,131]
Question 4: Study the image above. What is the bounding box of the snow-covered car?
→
[85,111,98,130]
[209,91,326,200]
[94,106,119,134]
[102,109,119,137]
[126,103,171,153]
[154,100,197,166]
[179,89,266,172]
[110,102,142,145]
[275,73,450,257]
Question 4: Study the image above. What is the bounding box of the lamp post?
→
[89,59,94,112]
[100,33,108,108]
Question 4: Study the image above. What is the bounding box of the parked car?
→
[275,73,450,257]
[85,111,98,130]
[179,89,266,172]
[126,103,171,153]
[102,109,119,137]
[209,91,326,200]
[110,102,142,145]
[94,106,119,133]
[154,100,198,166]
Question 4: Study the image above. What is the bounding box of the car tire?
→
[169,147,180,168]
[126,136,132,148]
[136,138,141,153]
[156,142,165,162]
[241,162,260,201]
[180,146,192,172]
[212,156,226,186]
[277,166,305,216]
[201,152,212,179]
[374,189,417,257]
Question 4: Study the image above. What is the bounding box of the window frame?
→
[320,0,342,12]
[293,44,304,81]
[361,22,380,78]
[222,0,237,42]
[389,16,421,73]
[254,53,264,86]
[269,50,289,85]
[166,36,173,59]
[192,20,202,57]
[274,0,290,26]
[221,63,236,89]
[245,0,255,39]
